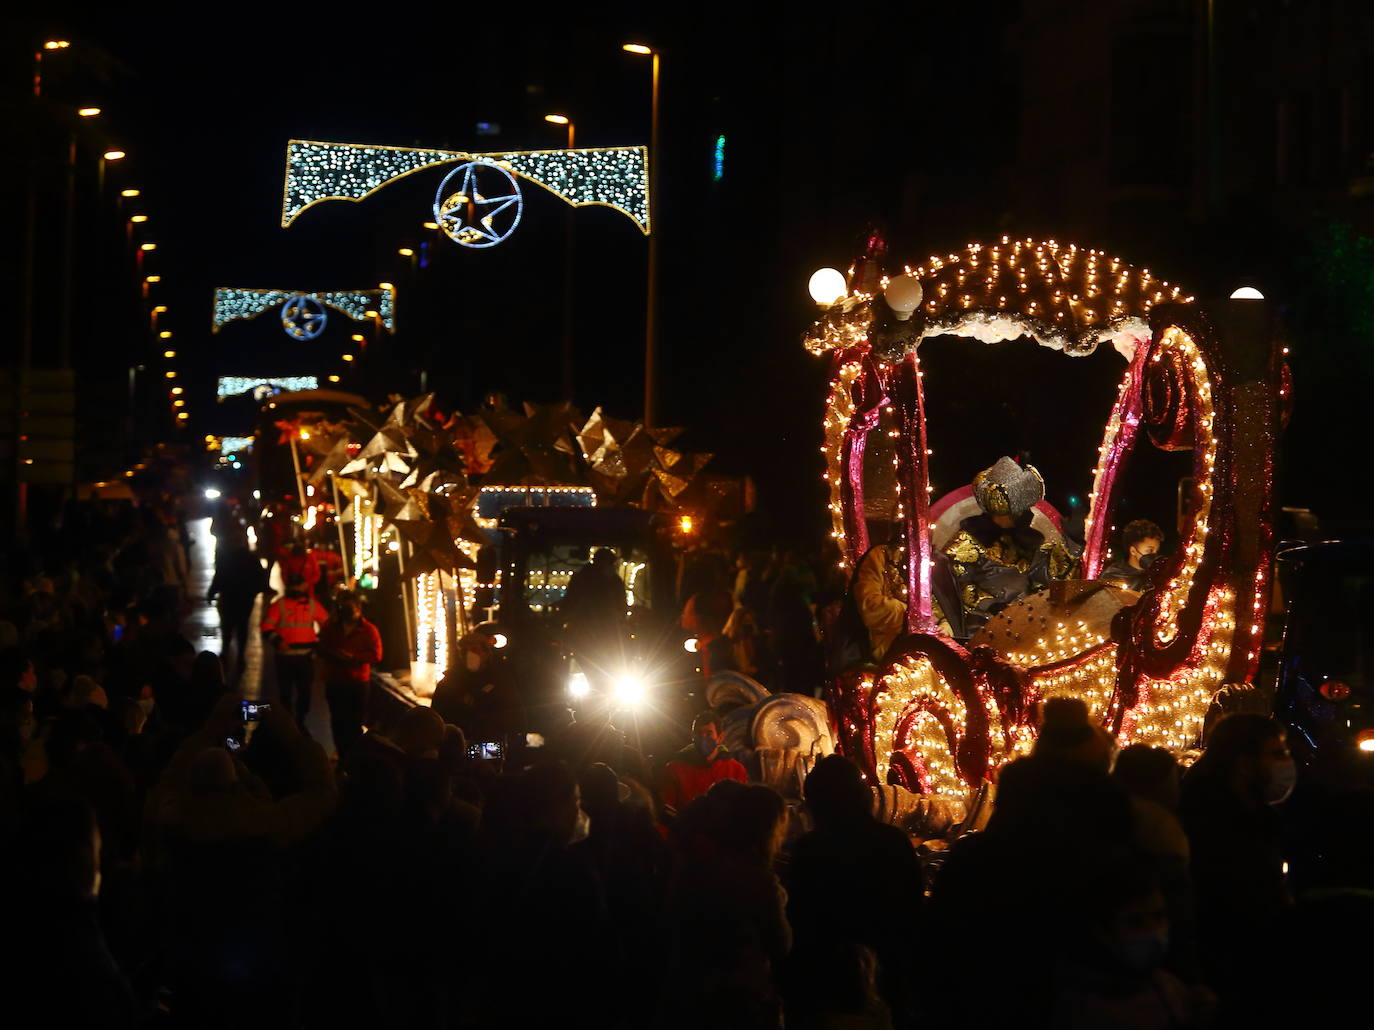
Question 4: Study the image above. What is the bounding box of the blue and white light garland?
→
[281,140,650,243]
[213,287,396,333]
[217,376,320,399]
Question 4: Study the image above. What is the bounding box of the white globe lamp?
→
[808,267,848,307]
[884,275,924,320]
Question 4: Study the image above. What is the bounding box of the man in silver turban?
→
[941,456,1076,635]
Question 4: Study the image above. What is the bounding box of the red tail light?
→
[1320,680,1353,701]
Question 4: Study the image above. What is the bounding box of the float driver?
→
[942,456,1076,636]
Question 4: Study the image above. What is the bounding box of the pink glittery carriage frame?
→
[807,237,1285,809]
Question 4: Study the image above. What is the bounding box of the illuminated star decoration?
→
[281,295,328,340]
[213,286,397,333]
[281,140,650,246]
[435,160,523,248]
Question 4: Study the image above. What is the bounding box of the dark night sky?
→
[7,1,1364,540]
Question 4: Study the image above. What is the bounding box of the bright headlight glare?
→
[683,637,700,654]
[568,672,590,698]
[492,633,508,649]
[204,488,221,500]
[614,674,646,706]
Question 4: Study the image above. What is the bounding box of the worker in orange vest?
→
[261,572,330,728]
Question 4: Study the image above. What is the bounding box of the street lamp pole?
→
[546,114,577,403]
[646,51,661,427]
[624,44,661,427]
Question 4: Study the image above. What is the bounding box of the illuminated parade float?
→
[806,235,1286,819]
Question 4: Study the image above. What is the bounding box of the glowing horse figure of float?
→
[807,236,1285,818]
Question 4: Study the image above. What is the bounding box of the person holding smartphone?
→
[260,573,329,730]
[317,592,382,759]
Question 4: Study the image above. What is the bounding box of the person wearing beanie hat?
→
[942,456,1076,636]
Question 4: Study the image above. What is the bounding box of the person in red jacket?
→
[279,542,322,598]
[317,592,382,759]
[310,542,346,593]
[260,573,330,729]
[660,711,748,814]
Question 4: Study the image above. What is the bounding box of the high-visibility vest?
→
[261,595,327,647]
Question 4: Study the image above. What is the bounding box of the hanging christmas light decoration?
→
[216,376,319,399]
[281,140,650,246]
[213,286,397,335]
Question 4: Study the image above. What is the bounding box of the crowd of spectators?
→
[4,501,1372,1028]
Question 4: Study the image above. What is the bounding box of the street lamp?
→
[544,113,575,149]
[130,214,147,223]
[34,40,71,98]
[139,242,156,251]
[77,107,100,117]
[121,188,140,198]
[103,149,125,161]
[623,42,661,426]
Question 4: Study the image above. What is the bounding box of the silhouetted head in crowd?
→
[993,750,1132,845]
[340,747,406,814]
[116,696,147,738]
[171,650,227,729]
[285,572,307,599]
[804,754,873,828]
[716,783,787,864]
[437,723,468,769]
[62,674,108,712]
[395,706,445,758]
[1034,697,1115,770]
[579,762,623,819]
[334,591,363,625]
[405,758,454,822]
[1190,711,1295,807]
[22,798,102,903]
[521,760,584,845]
[1113,744,1180,810]
[1085,856,1171,975]
[1,647,37,693]
[0,691,36,750]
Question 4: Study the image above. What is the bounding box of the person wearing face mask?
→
[1179,712,1295,994]
[659,710,748,815]
[261,572,330,730]
[1053,859,1213,1028]
[1100,519,1165,593]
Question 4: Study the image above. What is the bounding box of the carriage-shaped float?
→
[799,233,1286,825]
